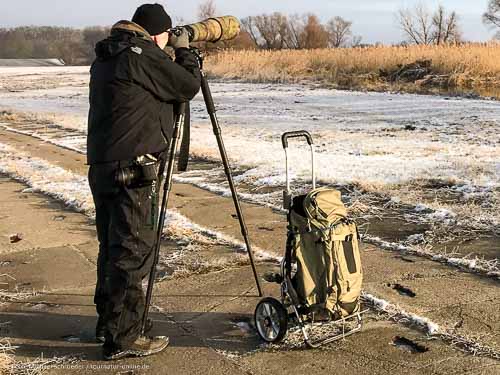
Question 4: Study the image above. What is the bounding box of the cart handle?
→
[282,131,316,207]
[281,131,314,149]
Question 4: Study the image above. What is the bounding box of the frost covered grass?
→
[158,250,249,281]
[363,293,440,335]
[362,293,500,360]
[205,43,500,97]
[365,235,500,279]
[0,143,93,214]
[0,68,497,266]
[3,126,495,280]
[2,123,86,154]
[160,208,279,263]
[173,168,500,277]
[0,142,278,272]
[1,112,498,277]
[440,332,500,360]
[173,172,284,213]
[0,289,38,304]
[383,182,500,231]
[0,109,87,134]
[1,70,498,212]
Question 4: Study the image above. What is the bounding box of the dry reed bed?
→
[205,43,500,95]
[0,339,15,375]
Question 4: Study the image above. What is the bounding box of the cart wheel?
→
[254,297,288,343]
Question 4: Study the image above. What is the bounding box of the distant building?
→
[0,59,65,67]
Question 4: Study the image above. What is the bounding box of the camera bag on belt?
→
[115,154,160,187]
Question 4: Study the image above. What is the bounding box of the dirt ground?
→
[0,128,499,374]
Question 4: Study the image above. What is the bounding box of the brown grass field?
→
[205,43,500,98]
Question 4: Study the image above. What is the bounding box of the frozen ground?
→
[1,67,500,368]
[0,66,498,260]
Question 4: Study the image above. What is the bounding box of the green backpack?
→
[288,187,363,318]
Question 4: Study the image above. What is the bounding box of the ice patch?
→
[1,72,499,192]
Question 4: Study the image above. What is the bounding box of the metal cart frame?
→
[254,131,363,348]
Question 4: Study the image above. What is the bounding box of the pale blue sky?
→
[1,1,496,44]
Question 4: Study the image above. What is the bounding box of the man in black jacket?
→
[87,3,201,360]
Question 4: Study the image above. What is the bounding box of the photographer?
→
[87,3,201,361]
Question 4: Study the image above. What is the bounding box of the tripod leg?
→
[142,103,186,334]
[178,101,191,172]
[200,72,263,297]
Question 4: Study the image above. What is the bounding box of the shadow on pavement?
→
[0,309,261,361]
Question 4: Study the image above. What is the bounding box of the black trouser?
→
[88,159,162,350]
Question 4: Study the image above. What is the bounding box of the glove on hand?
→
[168,28,190,49]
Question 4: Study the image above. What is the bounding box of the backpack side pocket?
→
[332,222,363,317]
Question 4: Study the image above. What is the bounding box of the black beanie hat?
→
[132,3,172,36]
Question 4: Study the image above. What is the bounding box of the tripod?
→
[142,71,263,333]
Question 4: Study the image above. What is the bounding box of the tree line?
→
[0,0,498,65]
[0,26,109,65]
[241,13,360,49]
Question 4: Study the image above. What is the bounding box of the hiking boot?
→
[95,316,106,343]
[96,325,106,344]
[103,335,169,361]
[96,319,153,343]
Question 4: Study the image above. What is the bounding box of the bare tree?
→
[287,14,306,49]
[483,0,500,28]
[241,17,260,46]
[326,16,352,47]
[242,13,294,49]
[198,0,216,21]
[266,13,294,49]
[253,14,283,49]
[397,4,461,45]
[397,5,434,44]
[432,5,461,44]
[433,5,446,44]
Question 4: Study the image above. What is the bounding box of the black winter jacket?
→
[87,21,201,164]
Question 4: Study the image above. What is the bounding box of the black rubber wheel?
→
[254,297,288,343]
